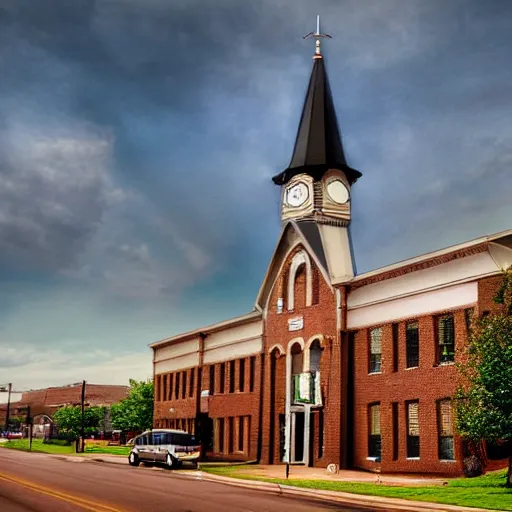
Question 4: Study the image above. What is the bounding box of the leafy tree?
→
[111,379,153,433]
[455,266,512,485]
[53,406,104,439]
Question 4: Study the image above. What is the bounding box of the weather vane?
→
[303,15,332,59]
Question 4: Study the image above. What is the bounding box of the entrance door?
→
[291,411,305,463]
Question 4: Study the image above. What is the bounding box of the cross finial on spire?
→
[303,15,332,59]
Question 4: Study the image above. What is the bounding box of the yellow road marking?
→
[0,471,128,512]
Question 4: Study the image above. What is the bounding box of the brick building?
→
[150,37,512,474]
[0,383,129,430]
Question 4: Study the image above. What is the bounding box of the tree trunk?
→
[507,456,512,487]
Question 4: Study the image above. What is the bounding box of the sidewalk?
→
[213,464,449,487]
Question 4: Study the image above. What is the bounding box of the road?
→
[0,449,378,512]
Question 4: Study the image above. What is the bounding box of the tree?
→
[455,266,512,485]
[53,406,104,440]
[111,379,153,434]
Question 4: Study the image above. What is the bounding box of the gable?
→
[255,221,332,312]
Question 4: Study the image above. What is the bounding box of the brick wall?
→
[262,245,340,467]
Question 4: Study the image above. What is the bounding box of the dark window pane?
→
[406,321,419,368]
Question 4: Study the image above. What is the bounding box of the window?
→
[406,401,420,458]
[438,400,455,460]
[163,375,168,401]
[238,417,245,452]
[310,340,322,372]
[249,356,256,392]
[175,371,180,399]
[209,366,215,395]
[239,359,245,392]
[189,368,195,398]
[369,328,382,373]
[228,417,234,454]
[392,402,399,461]
[217,418,225,453]
[169,373,174,400]
[219,363,226,394]
[229,360,235,393]
[392,323,399,372]
[291,343,303,375]
[368,403,381,459]
[406,321,419,368]
[182,371,186,399]
[438,314,455,364]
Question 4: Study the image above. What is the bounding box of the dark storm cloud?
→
[1,0,512,387]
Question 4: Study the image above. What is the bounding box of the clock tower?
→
[272,19,362,280]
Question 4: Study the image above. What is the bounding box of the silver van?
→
[128,429,201,469]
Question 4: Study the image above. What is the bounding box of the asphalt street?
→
[0,449,379,512]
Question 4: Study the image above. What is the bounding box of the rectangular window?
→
[392,402,399,461]
[219,363,225,394]
[189,368,195,398]
[392,323,399,372]
[438,400,455,460]
[162,375,167,402]
[217,418,225,454]
[175,371,180,399]
[209,366,215,396]
[169,373,174,400]
[369,328,382,373]
[368,403,381,459]
[229,360,235,393]
[228,417,234,454]
[238,417,244,452]
[438,314,455,364]
[406,321,420,368]
[406,401,420,458]
[182,371,186,399]
[239,359,245,392]
[249,356,256,392]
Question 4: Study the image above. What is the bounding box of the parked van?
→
[128,429,201,469]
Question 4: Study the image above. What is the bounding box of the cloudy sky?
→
[1,0,511,391]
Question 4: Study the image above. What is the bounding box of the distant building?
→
[0,383,129,435]
[149,33,512,475]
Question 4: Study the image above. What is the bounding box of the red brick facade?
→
[154,354,262,461]
[152,252,507,474]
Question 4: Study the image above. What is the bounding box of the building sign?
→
[288,316,304,331]
[293,372,322,405]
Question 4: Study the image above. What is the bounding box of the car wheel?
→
[166,453,177,469]
[128,452,140,467]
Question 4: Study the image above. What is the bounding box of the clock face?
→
[286,182,309,207]
[326,180,350,204]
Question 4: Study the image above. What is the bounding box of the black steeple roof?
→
[272,57,361,186]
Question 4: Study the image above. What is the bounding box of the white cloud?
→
[0,342,152,390]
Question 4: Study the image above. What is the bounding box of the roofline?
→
[149,310,262,349]
[334,228,512,286]
[254,220,333,310]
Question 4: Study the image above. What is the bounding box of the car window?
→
[169,433,198,446]
[153,433,164,446]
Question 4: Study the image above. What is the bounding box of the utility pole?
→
[4,383,12,433]
[81,380,86,453]
[26,405,32,451]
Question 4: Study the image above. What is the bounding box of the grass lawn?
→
[0,439,74,454]
[201,464,512,511]
[84,445,130,456]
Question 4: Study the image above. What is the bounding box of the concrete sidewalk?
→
[215,463,449,486]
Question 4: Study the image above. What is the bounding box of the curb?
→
[196,472,500,512]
